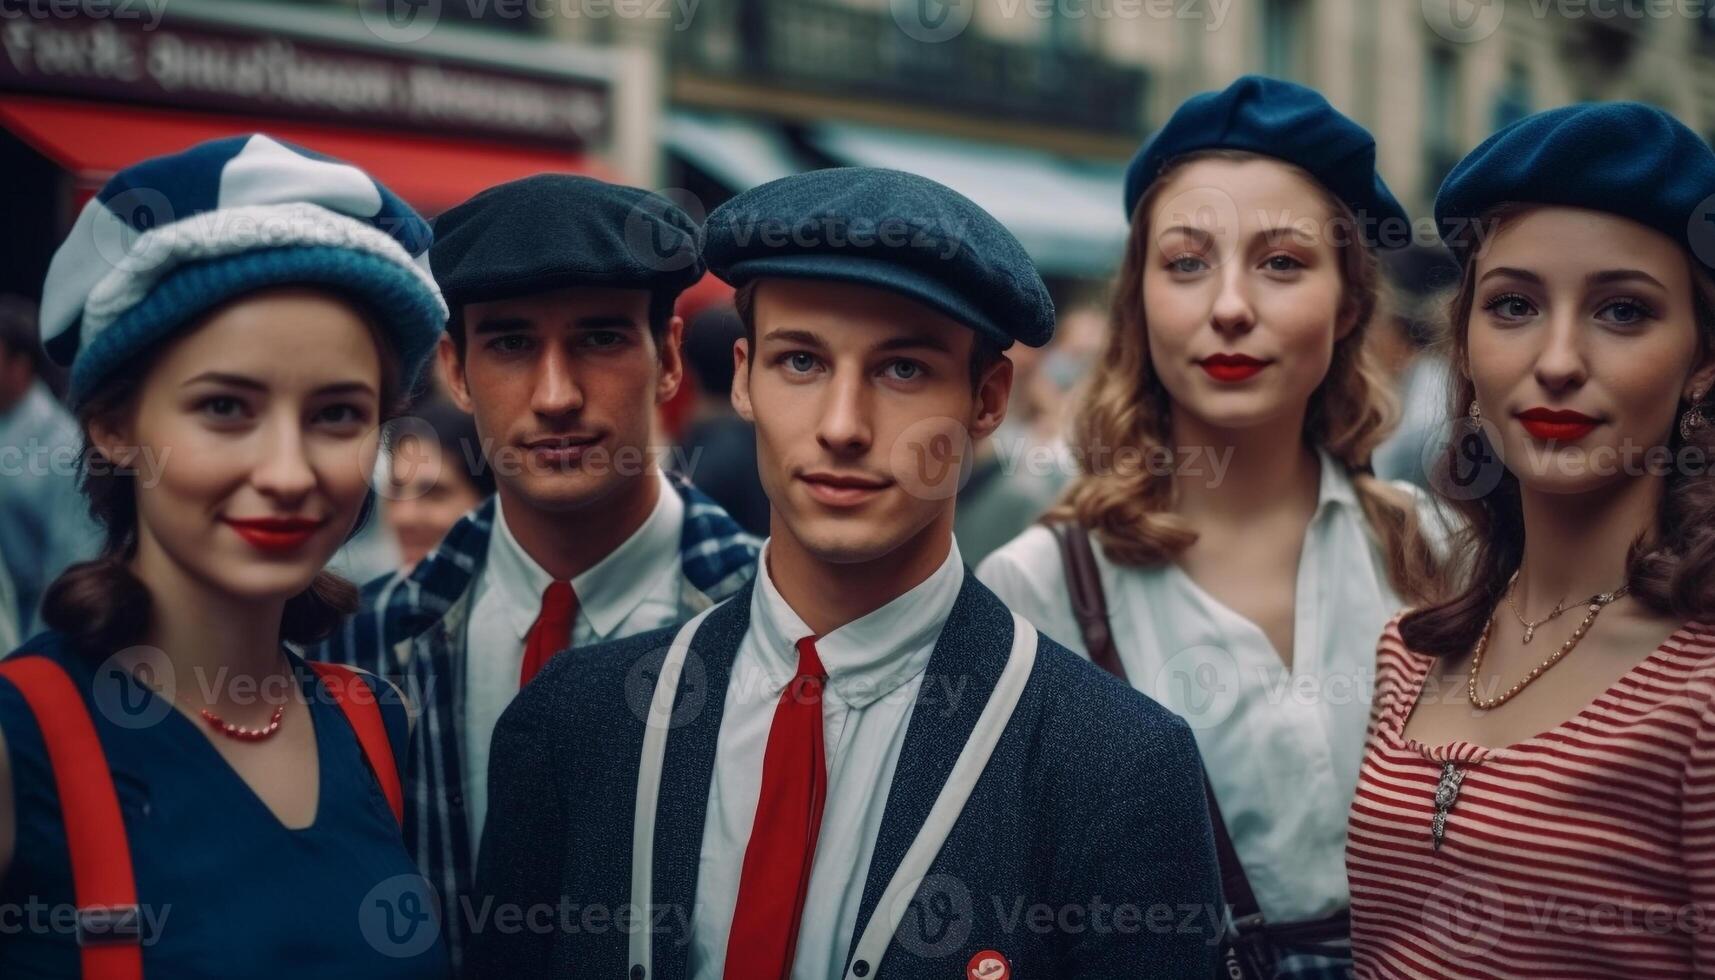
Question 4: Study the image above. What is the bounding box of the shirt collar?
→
[1314,446,1360,515]
[486,468,685,642]
[749,537,965,708]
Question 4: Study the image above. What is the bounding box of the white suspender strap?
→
[843,612,1039,978]
[627,609,1040,980]
[628,605,719,977]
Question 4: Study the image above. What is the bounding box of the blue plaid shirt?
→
[312,473,759,968]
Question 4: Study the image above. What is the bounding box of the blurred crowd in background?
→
[2,0,1714,640]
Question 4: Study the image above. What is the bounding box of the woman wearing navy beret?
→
[1348,102,1715,977]
[0,136,452,978]
[980,75,1448,980]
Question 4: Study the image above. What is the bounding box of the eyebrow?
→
[1479,267,1669,291]
[1157,224,1314,249]
[181,372,376,397]
[471,314,642,334]
[760,328,955,357]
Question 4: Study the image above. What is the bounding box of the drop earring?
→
[1467,399,1483,431]
[1683,403,1708,441]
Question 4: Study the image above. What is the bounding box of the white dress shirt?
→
[977,450,1439,924]
[687,538,965,979]
[463,468,687,846]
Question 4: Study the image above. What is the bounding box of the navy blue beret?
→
[1123,75,1410,249]
[429,173,705,309]
[702,167,1055,349]
[1435,101,1715,269]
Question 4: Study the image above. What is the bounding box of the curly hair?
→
[1049,149,1443,604]
[1398,204,1715,656]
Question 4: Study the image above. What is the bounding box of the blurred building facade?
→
[5,0,1715,292]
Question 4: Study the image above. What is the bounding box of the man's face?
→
[732,278,1011,565]
[440,286,683,514]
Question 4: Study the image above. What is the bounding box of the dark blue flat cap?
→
[1123,75,1410,249]
[430,173,705,308]
[1435,101,1715,269]
[702,167,1055,349]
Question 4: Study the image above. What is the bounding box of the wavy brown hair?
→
[1397,205,1715,656]
[40,290,407,658]
[1050,149,1442,604]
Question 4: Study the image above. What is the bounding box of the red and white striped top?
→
[1347,616,1715,979]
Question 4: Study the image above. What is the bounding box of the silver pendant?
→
[1431,761,1466,850]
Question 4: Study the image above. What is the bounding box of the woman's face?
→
[383,434,483,570]
[1142,156,1354,436]
[1466,206,1709,495]
[94,286,385,601]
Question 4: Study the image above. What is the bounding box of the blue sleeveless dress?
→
[0,630,452,979]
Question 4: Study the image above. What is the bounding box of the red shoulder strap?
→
[0,656,144,980]
[307,661,404,825]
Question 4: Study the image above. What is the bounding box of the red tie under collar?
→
[520,580,578,687]
[724,634,830,979]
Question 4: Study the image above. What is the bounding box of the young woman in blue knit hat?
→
[0,134,451,978]
[979,75,1449,980]
[1348,102,1715,978]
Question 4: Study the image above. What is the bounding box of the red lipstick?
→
[1516,408,1600,442]
[1198,353,1270,383]
[223,516,326,554]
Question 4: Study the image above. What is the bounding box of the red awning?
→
[0,95,612,214]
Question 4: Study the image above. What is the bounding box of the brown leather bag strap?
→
[1045,520,1126,681]
[1042,520,1266,933]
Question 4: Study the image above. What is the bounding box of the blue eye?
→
[782,352,817,374]
[1263,254,1304,272]
[885,360,924,382]
[1167,255,1208,274]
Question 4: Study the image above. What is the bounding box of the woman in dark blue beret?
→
[1348,102,1715,978]
[980,75,1448,980]
[0,135,452,978]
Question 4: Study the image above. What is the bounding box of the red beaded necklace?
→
[198,703,286,742]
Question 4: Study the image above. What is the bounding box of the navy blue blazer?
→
[466,572,1222,978]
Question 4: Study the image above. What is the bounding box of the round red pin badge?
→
[966,950,1010,980]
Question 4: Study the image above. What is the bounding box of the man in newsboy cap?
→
[470,167,1220,979]
[314,175,760,969]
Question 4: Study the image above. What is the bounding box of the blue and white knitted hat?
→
[41,133,448,408]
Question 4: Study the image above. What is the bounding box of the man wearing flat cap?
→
[469,168,1220,979]
[313,174,760,969]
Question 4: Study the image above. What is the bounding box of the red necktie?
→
[519,581,577,686]
[723,635,829,980]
